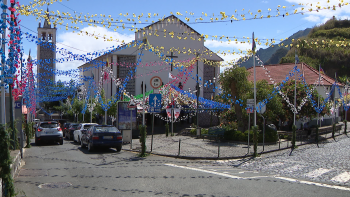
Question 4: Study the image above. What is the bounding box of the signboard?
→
[15,101,21,109]
[127,99,137,109]
[150,76,162,89]
[166,108,172,118]
[247,99,254,114]
[174,108,181,121]
[246,104,254,113]
[257,102,266,114]
[149,93,162,113]
[117,101,137,130]
[247,99,254,105]
[165,108,181,121]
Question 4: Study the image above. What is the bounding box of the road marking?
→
[305,168,331,178]
[331,172,350,183]
[165,163,263,179]
[165,163,350,191]
[275,176,350,191]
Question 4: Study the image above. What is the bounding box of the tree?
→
[278,80,328,130]
[247,80,284,127]
[219,65,251,130]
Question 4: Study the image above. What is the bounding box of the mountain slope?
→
[280,18,350,79]
[239,28,311,68]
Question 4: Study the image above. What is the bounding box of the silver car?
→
[35,121,64,145]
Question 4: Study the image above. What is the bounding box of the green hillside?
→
[239,28,311,68]
[280,18,350,80]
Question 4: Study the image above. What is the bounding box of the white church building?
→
[78,15,223,127]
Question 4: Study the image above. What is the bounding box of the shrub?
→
[201,128,208,135]
[223,129,254,142]
[190,128,196,135]
[258,125,278,143]
[223,126,278,143]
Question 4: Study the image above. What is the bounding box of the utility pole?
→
[196,53,200,136]
[1,0,7,125]
[253,33,257,127]
[9,0,16,150]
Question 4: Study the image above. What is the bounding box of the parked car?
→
[63,122,72,137]
[35,121,63,145]
[51,119,68,131]
[66,123,79,140]
[73,123,98,143]
[33,119,40,130]
[81,125,122,152]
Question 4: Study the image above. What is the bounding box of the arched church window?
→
[41,32,46,41]
[48,34,53,42]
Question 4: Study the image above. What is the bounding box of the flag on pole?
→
[319,66,325,74]
[169,72,177,79]
[252,32,256,54]
[166,108,172,119]
[174,108,181,121]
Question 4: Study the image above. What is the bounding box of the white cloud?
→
[262,1,268,3]
[285,0,350,22]
[55,26,134,82]
[304,15,321,22]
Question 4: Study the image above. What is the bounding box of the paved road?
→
[13,138,350,197]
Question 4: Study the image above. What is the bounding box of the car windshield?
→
[71,124,79,129]
[84,125,95,129]
[95,127,119,133]
[40,123,59,128]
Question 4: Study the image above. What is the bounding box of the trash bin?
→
[196,127,201,138]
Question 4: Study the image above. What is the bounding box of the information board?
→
[117,101,137,130]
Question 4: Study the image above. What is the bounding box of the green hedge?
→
[223,126,277,143]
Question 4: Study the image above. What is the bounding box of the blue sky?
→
[17,0,350,82]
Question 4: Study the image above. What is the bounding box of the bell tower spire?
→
[37,7,57,97]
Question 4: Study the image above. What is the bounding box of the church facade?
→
[79,15,223,127]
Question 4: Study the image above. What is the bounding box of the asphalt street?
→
[13,138,350,197]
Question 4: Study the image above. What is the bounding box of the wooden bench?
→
[202,127,225,141]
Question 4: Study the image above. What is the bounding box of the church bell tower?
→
[37,8,57,94]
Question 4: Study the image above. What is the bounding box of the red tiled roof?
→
[247,63,343,86]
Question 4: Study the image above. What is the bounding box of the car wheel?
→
[88,142,94,152]
[116,145,122,152]
[81,140,86,148]
[59,139,63,145]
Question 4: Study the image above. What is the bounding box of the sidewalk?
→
[125,123,349,159]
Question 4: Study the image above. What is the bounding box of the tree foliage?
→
[278,80,328,129]
[219,65,251,129]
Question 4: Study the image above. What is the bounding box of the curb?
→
[122,133,348,160]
